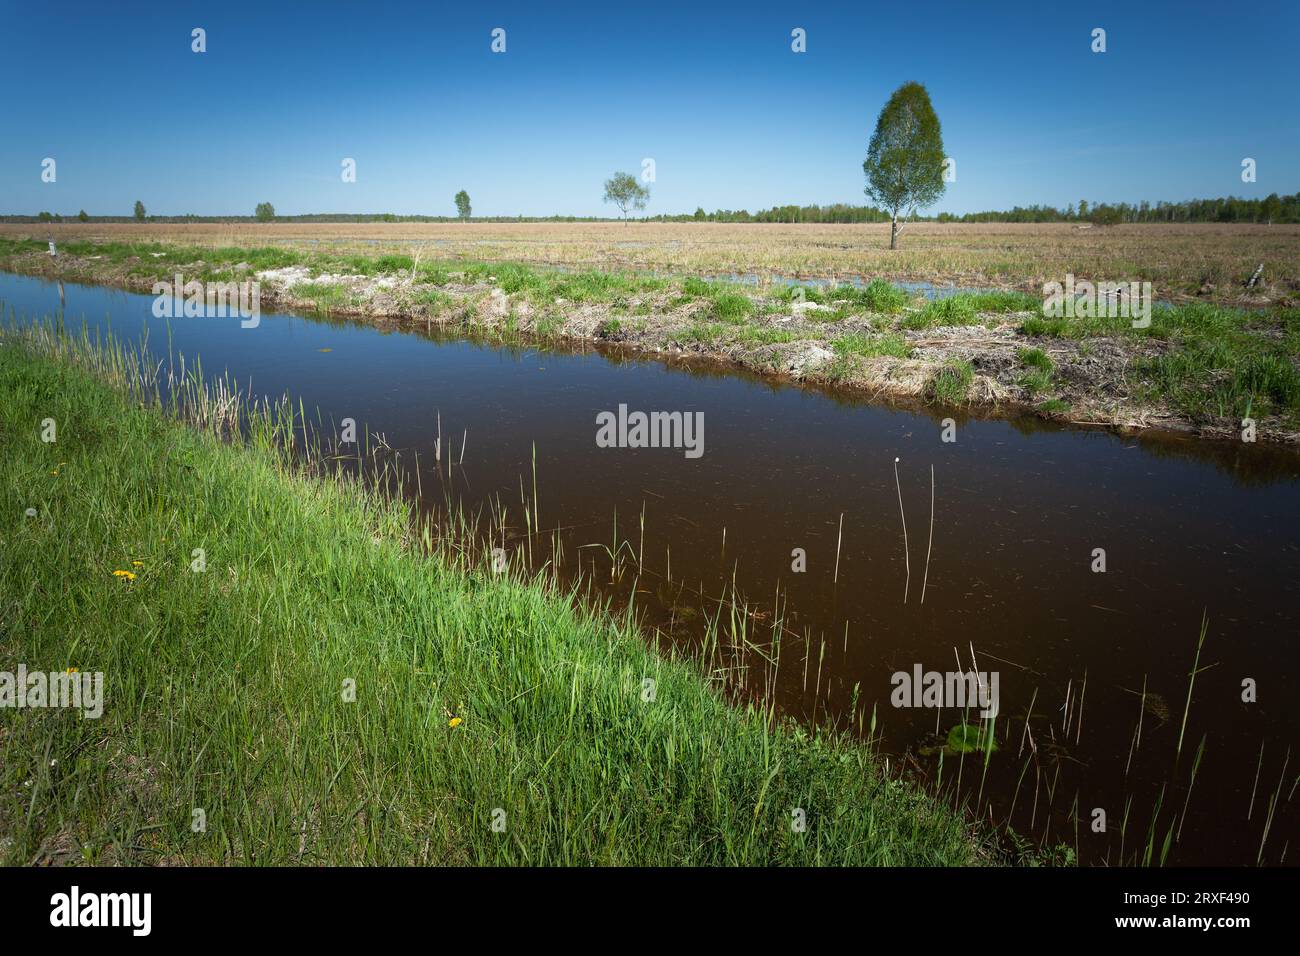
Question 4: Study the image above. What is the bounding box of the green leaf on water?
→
[946,722,997,753]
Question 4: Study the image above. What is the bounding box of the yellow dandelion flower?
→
[448,717,462,728]
[65,667,78,674]
[132,561,144,568]
[112,570,136,581]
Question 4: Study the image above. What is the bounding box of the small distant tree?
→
[133,200,146,222]
[602,172,650,223]
[862,81,946,249]
[693,206,707,221]
[1078,199,1089,220]
[1261,192,1282,225]
[454,190,471,220]
[77,209,88,222]
[254,202,275,222]
[37,211,53,222]
[1091,205,1122,227]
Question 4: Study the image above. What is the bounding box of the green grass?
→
[292,281,353,312]
[1018,347,1053,370]
[709,292,754,323]
[1017,347,1056,397]
[926,359,974,404]
[1011,300,1300,426]
[733,325,796,346]
[954,290,1041,314]
[415,264,452,285]
[906,291,1043,330]
[776,279,912,315]
[1138,335,1300,422]
[1019,311,1134,338]
[1130,305,1299,424]
[414,288,450,310]
[832,332,913,359]
[0,325,992,866]
[677,277,757,323]
[681,321,727,344]
[850,279,913,313]
[904,296,978,330]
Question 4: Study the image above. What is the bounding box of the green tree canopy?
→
[133,200,146,222]
[255,202,276,222]
[862,81,945,249]
[602,172,650,222]
[454,190,471,220]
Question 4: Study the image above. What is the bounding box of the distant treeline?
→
[661,194,1300,224]
[7,193,1298,225]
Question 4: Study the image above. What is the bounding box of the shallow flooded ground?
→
[5,271,1297,865]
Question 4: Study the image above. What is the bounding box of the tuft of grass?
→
[681,321,727,344]
[956,290,1042,313]
[292,281,353,312]
[710,292,754,323]
[416,264,452,285]
[1017,346,1056,396]
[832,332,913,359]
[776,279,910,315]
[415,288,450,310]
[733,325,796,345]
[682,276,714,297]
[926,359,974,404]
[1018,346,1054,371]
[904,296,978,330]
[1019,316,1070,337]
[854,279,912,313]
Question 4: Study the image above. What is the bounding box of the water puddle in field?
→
[3,271,1298,866]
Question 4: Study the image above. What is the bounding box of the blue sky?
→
[3,0,1296,217]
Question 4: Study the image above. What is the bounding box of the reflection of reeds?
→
[1177,611,1210,758]
[893,457,910,603]
[1248,740,1265,821]
[1177,734,1206,842]
[1257,747,1289,864]
[833,512,843,584]
[1124,675,1147,776]
[921,465,934,604]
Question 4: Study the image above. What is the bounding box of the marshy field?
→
[2,223,1297,868]
[2,224,1298,442]
[7,220,1298,305]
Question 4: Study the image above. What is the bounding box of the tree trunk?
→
[890,215,899,250]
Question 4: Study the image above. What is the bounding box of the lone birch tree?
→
[862,82,946,249]
[602,172,649,223]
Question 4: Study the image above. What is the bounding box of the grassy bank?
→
[2,235,1296,442]
[0,327,994,866]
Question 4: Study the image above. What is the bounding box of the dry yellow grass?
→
[2,221,1296,303]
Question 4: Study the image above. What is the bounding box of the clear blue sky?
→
[3,0,1296,217]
